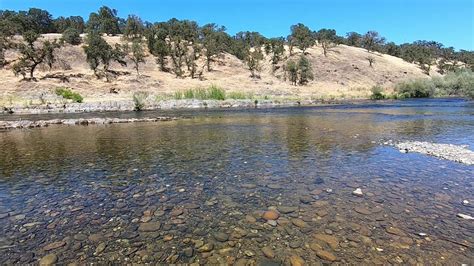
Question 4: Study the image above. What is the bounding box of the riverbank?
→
[1,98,371,115]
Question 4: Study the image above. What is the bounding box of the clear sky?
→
[1,0,473,50]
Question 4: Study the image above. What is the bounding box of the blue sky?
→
[1,0,473,50]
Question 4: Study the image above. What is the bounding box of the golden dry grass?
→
[0,34,435,106]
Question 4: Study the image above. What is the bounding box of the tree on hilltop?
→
[87,6,121,35]
[315,28,340,57]
[123,15,144,40]
[290,23,315,54]
[363,31,385,52]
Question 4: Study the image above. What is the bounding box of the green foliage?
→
[246,47,264,78]
[345,32,362,47]
[127,39,146,76]
[146,22,169,71]
[228,31,266,60]
[363,31,385,52]
[163,19,200,77]
[201,23,228,71]
[55,87,83,103]
[61,27,81,45]
[297,55,313,85]
[285,56,314,85]
[384,42,401,57]
[12,31,61,79]
[394,69,474,99]
[286,60,298,85]
[54,16,84,33]
[290,23,315,53]
[370,85,385,100]
[399,41,442,75]
[395,79,435,98]
[432,70,474,98]
[123,15,144,40]
[0,38,7,67]
[266,37,285,68]
[24,8,54,33]
[395,69,474,99]
[315,28,340,56]
[83,31,127,80]
[174,85,226,100]
[86,6,121,35]
[132,91,149,111]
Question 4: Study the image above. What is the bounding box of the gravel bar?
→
[396,141,474,165]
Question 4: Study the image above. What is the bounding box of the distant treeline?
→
[1,6,473,80]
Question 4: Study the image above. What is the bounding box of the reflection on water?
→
[0,99,473,264]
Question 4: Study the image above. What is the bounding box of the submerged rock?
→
[457,213,474,220]
[39,254,58,266]
[138,222,161,232]
[94,243,106,255]
[43,241,66,251]
[262,210,279,221]
[291,218,308,228]
[289,255,305,266]
[386,226,407,236]
[213,232,229,242]
[278,206,298,214]
[352,188,363,197]
[313,234,339,249]
[261,246,275,258]
[316,250,337,261]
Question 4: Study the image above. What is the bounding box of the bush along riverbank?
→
[370,69,474,100]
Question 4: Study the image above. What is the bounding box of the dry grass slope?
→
[0,34,434,106]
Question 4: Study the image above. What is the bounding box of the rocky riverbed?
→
[0,117,181,130]
[395,141,474,165]
[1,99,473,265]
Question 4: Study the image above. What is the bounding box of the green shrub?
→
[395,78,435,98]
[433,70,474,98]
[394,69,474,99]
[55,87,83,103]
[369,85,385,100]
[61,28,82,45]
[133,91,149,111]
[207,85,226,100]
[174,85,226,100]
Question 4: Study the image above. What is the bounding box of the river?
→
[0,98,473,264]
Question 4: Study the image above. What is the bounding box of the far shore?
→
[2,96,471,117]
[1,97,377,116]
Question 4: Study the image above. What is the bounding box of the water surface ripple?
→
[0,99,473,264]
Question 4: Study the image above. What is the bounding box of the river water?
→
[0,99,473,264]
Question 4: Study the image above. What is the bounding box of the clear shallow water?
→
[0,98,473,264]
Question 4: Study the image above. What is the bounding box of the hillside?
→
[0,34,434,107]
